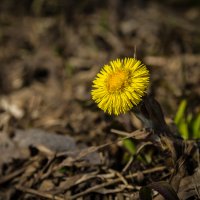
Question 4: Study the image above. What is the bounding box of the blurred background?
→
[0,0,199,143]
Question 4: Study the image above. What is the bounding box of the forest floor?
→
[0,1,200,199]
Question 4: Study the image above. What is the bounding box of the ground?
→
[0,1,200,199]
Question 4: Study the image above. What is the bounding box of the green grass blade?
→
[193,113,200,139]
[123,138,136,155]
[174,99,187,125]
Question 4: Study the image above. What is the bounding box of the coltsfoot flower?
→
[91,58,150,115]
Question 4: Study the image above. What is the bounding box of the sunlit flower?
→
[91,58,150,115]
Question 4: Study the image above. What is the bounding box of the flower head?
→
[91,58,150,115]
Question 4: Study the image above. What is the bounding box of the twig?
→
[0,167,25,185]
[0,158,36,185]
[55,129,147,167]
[70,165,166,199]
[111,129,143,137]
[122,156,133,172]
[108,169,128,186]
[15,166,166,200]
[111,129,151,140]
[15,185,64,200]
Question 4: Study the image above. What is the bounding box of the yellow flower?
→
[91,58,150,115]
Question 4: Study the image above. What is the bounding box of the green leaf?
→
[123,138,136,155]
[186,113,193,124]
[179,120,189,139]
[174,100,187,125]
[193,113,200,138]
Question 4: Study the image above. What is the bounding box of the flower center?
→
[107,70,127,92]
